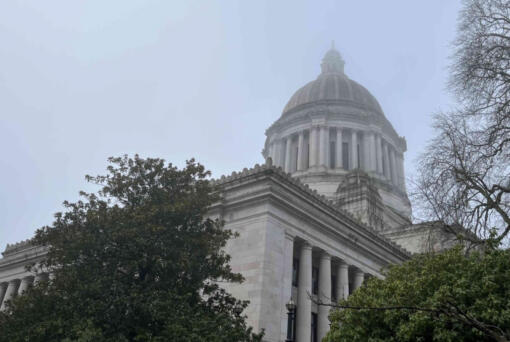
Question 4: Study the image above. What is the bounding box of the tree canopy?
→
[0,155,262,342]
[326,246,510,342]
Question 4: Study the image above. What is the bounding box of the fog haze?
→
[0,1,461,246]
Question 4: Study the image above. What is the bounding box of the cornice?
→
[211,159,411,260]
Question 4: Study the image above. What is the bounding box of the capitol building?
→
[0,46,455,342]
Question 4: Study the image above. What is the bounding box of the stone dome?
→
[282,46,384,116]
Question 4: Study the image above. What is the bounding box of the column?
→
[376,134,383,174]
[399,154,406,192]
[281,233,295,342]
[336,128,343,169]
[351,130,358,169]
[270,142,276,165]
[319,126,329,168]
[18,276,34,295]
[353,270,365,290]
[0,283,7,308]
[0,279,20,311]
[296,242,312,342]
[280,140,287,169]
[284,136,292,173]
[390,148,397,185]
[363,133,370,171]
[336,261,349,300]
[383,142,390,179]
[309,127,318,167]
[273,140,281,167]
[369,132,377,172]
[297,132,305,171]
[318,252,331,341]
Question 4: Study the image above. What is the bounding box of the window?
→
[307,143,311,169]
[382,153,387,175]
[342,142,349,170]
[331,275,337,301]
[292,259,299,287]
[329,141,336,168]
[294,145,299,172]
[305,143,310,169]
[357,144,361,169]
[311,313,318,342]
[312,267,319,295]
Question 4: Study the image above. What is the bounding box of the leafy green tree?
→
[326,246,510,342]
[0,155,263,342]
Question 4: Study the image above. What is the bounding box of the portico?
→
[211,161,410,342]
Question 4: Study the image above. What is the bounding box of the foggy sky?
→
[0,1,462,246]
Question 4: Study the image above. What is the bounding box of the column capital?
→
[320,251,331,260]
[300,241,312,250]
[284,230,295,241]
[338,260,349,268]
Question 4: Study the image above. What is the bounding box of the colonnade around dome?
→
[267,124,405,193]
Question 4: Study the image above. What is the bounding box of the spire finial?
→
[320,42,345,75]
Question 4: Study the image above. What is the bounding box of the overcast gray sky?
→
[0,1,461,246]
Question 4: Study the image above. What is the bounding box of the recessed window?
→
[330,141,336,168]
[311,313,318,342]
[357,144,361,169]
[342,142,349,170]
[331,275,337,301]
[292,259,299,287]
[312,267,319,295]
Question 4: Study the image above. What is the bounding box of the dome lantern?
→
[320,41,345,75]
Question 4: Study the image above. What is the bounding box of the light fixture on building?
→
[285,299,296,342]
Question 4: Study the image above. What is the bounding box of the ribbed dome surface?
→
[282,47,383,116]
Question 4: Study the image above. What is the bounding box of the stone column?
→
[273,140,281,167]
[369,132,377,172]
[319,126,329,168]
[0,283,7,308]
[396,153,402,189]
[318,252,331,341]
[18,276,34,295]
[336,128,343,169]
[363,132,370,171]
[280,140,287,169]
[281,233,295,341]
[399,153,406,192]
[383,142,390,179]
[390,148,398,185]
[297,132,305,171]
[0,279,20,311]
[284,136,292,173]
[353,270,365,291]
[376,134,383,174]
[269,142,276,166]
[336,261,349,300]
[351,130,358,169]
[309,127,318,167]
[296,242,312,342]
